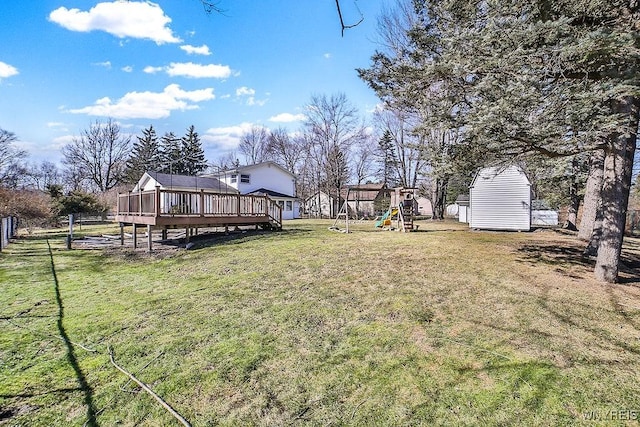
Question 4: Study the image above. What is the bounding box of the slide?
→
[375,208,398,227]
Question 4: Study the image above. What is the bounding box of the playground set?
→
[331,186,417,233]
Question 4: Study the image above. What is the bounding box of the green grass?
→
[2,220,640,426]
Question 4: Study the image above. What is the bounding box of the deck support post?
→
[120,223,125,246]
[147,225,153,252]
[225,225,229,235]
[132,223,137,249]
[155,186,161,217]
[162,229,167,240]
[185,227,190,243]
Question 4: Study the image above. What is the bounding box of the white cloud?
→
[236,86,255,97]
[92,61,112,68]
[52,135,76,148]
[246,97,267,107]
[324,53,332,59]
[180,44,211,55]
[47,122,71,132]
[48,1,181,45]
[166,62,231,78]
[143,65,163,74]
[144,62,231,78]
[235,87,267,106]
[269,113,306,123]
[203,122,254,150]
[0,61,19,80]
[68,83,215,119]
[121,65,133,72]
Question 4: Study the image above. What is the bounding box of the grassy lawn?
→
[2,219,640,426]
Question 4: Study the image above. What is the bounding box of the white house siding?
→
[219,163,296,197]
[469,166,531,231]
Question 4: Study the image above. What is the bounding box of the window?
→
[230,174,237,183]
[285,201,293,211]
[278,201,284,209]
[240,174,250,183]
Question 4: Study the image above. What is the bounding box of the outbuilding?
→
[469,165,532,231]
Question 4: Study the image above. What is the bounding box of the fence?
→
[0,216,18,251]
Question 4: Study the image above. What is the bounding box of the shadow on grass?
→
[158,227,316,250]
[46,240,98,427]
[516,240,640,284]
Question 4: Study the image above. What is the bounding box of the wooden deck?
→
[116,188,283,230]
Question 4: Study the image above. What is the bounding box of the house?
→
[134,171,237,193]
[414,197,433,217]
[116,171,283,250]
[304,191,335,218]
[205,161,300,220]
[133,171,238,215]
[340,184,391,218]
[469,165,532,231]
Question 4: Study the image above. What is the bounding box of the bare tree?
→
[0,129,27,188]
[374,107,426,189]
[266,127,303,174]
[304,93,366,217]
[238,125,270,165]
[62,119,131,192]
[23,161,61,191]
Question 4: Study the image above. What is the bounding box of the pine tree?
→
[181,125,207,175]
[376,130,398,186]
[360,1,640,283]
[160,132,185,174]
[125,125,161,182]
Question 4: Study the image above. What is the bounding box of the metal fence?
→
[1,216,18,251]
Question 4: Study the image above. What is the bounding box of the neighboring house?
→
[415,197,433,217]
[206,161,300,220]
[304,191,336,218]
[469,165,532,231]
[341,184,391,218]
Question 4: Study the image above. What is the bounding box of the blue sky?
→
[0,1,388,165]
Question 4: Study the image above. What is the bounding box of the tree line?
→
[357,0,639,283]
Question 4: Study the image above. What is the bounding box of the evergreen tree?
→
[125,125,161,182]
[360,1,640,283]
[181,125,208,175]
[160,131,185,174]
[376,130,398,186]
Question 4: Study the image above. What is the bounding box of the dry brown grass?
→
[1,219,640,426]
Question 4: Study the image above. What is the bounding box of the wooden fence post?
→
[155,186,161,217]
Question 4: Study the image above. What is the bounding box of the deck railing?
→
[117,188,282,227]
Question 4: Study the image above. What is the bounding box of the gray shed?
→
[469,165,531,231]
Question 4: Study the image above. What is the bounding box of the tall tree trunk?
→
[432,177,448,220]
[594,97,640,283]
[584,200,603,257]
[563,157,581,231]
[578,150,605,241]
